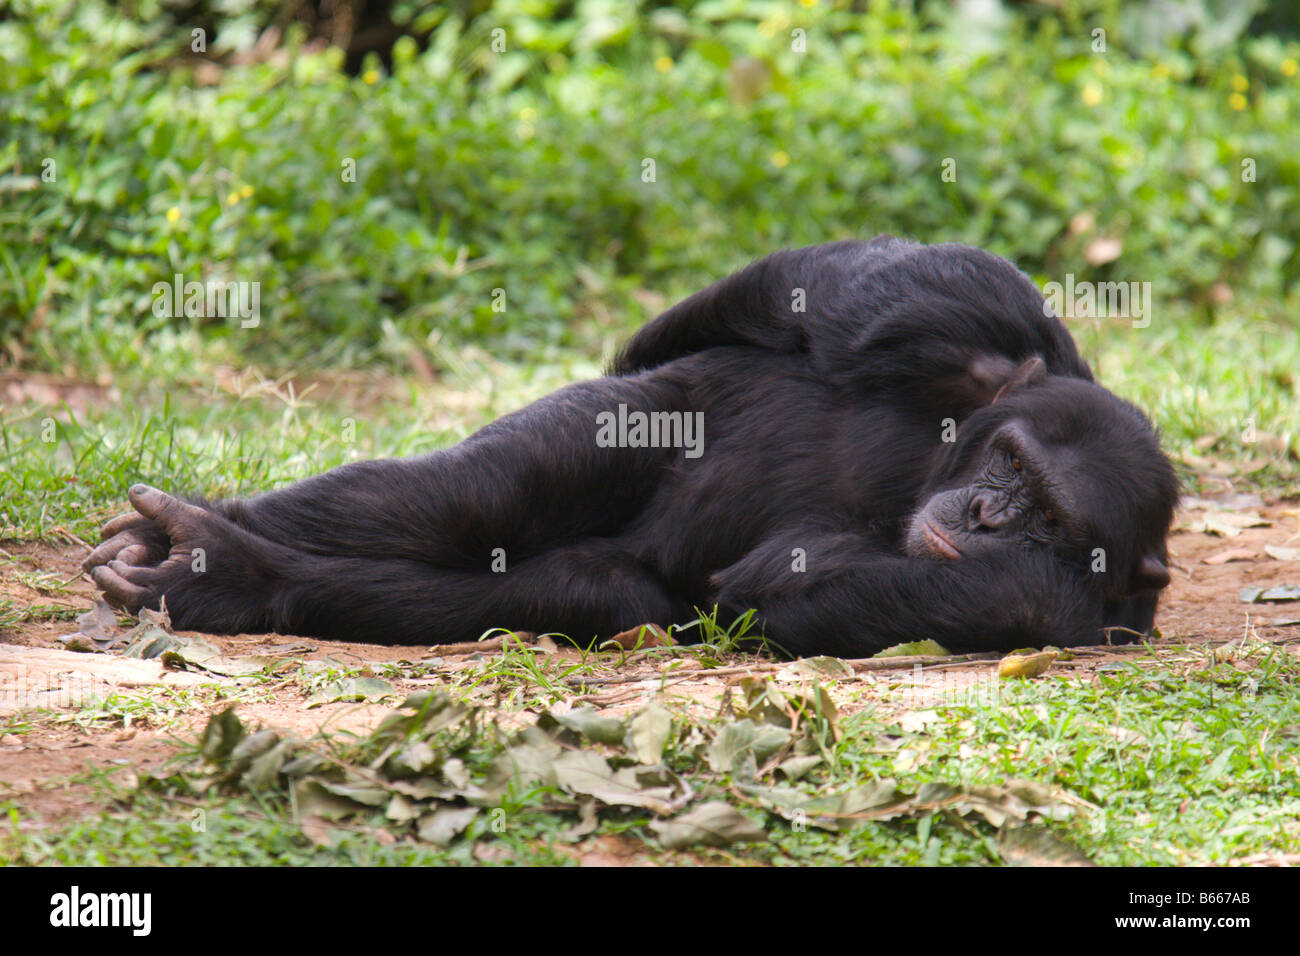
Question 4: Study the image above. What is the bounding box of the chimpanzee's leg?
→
[275,540,691,644]
[88,486,689,642]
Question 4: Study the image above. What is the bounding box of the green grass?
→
[884,644,1300,865]
[0,349,596,541]
[1083,309,1300,494]
[4,638,1297,866]
[40,686,224,733]
[3,795,579,866]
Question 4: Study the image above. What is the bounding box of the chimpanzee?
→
[86,237,1178,657]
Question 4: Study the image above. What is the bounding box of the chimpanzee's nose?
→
[968,493,1009,531]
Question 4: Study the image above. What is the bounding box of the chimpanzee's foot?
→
[85,484,279,633]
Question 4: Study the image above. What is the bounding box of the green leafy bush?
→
[2,0,1297,371]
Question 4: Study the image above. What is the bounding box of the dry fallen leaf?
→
[1197,511,1271,538]
[998,651,1059,679]
[1179,453,1252,478]
[1202,547,1256,565]
[649,802,768,849]
[299,815,338,847]
[604,623,673,650]
[898,709,941,733]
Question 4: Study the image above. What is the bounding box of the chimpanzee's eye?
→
[1010,455,1022,472]
[1043,507,1055,522]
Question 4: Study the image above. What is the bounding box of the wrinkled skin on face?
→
[905,438,1059,560]
[903,372,1178,608]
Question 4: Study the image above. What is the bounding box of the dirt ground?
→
[3,492,1299,834]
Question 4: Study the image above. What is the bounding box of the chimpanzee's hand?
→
[84,484,276,633]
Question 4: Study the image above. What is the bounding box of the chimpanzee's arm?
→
[612,238,1091,405]
[710,527,1103,658]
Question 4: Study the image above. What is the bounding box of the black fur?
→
[86,237,1179,656]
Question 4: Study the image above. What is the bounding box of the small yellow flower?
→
[1281,58,1297,77]
[1081,83,1103,106]
[1153,62,1170,79]
[771,150,790,168]
[654,56,673,73]
[226,191,240,206]
[240,184,254,199]
[519,107,537,123]
[799,0,818,7]
[363,69,380,85]
[1229,92,1248,110]
[166,207,180,223]
[1231,73,1249,92]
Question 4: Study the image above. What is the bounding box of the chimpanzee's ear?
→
[931,353,1047,418]
[990,356,1047,404]
[953,354,1046,409]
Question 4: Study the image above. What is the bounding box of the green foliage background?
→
[2,0,1298,371]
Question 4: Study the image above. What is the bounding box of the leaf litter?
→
[134,675,1091,859]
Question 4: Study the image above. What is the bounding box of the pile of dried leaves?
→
[143,679,1092,860]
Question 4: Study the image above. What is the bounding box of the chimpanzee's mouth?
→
[923,522,962,560]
